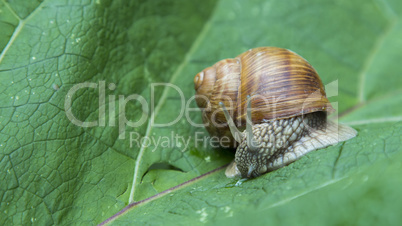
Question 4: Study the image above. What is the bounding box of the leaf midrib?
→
[128,17,214,203]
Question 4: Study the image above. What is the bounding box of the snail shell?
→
[194,47,357,178]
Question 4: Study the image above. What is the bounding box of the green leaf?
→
[1,0,401,225]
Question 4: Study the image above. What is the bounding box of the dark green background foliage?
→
[0,0,401,225]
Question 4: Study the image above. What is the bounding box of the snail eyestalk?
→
[219,102,242,143]
[246,95,259,152]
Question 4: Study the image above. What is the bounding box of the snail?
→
[193,47,357,178]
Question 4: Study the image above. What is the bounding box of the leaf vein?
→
[128,16,214,203]
[0,1,46,64]
[357,11,396,102]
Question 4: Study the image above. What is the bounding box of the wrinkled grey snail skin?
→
[234,114,310,178]
[221,100,357,179]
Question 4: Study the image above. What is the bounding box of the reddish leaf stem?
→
[99,164,228,225]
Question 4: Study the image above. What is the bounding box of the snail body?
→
[194,47,357,178]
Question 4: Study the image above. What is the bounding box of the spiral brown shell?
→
[194,47,334,147]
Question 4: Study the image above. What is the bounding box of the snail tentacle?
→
[219,102,242,143]
[246,95,260,152]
